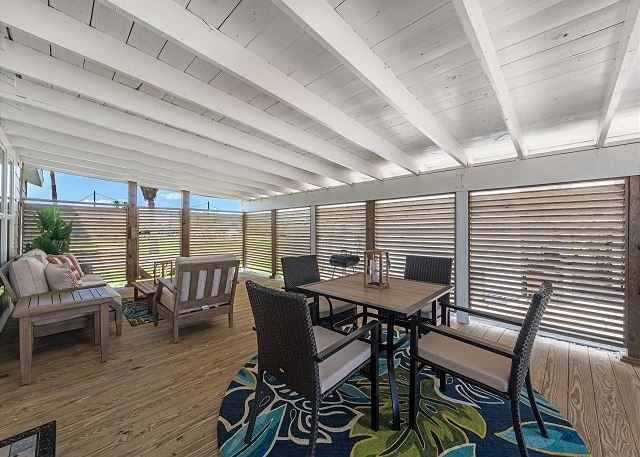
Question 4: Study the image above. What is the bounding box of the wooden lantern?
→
[364,250,390,289]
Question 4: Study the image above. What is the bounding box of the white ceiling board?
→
[158,40,196,71]
[112,71,141,88]
[82,59,115,79]
[217,0,282,47]
[245,11,305,62]
[91,1,132,41]
[269,33,327,77]
[126,22,166,57]
[496,2,627,65]
[607,106,640,140]
[49,0,94,24]
[9,28,50,53]
[138,83,166,99]
[186,0,241,28]
[51,44,84,67]
[185,57,221,83]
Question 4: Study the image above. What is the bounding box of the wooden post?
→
[365,200,375,251]
[271,209,277,278]
[181,190,190,257]
[623,176,640,365]
[242,212,247,270]
[126,181,138,285]
[310,205,317,255]
[455,191,470,324]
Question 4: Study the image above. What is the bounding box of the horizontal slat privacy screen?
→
[375,195,456,304]
[190,210,243,263]
[469,180,626,346]
[23,203,127,285]
[316,202,366,279]
[138,207,181,278]
[244,211,272,274]
[276,207,311,275]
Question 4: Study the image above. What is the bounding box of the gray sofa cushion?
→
[9,256,49,298]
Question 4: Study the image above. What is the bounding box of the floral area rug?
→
[216,339,590,456]
[122,298,163,326]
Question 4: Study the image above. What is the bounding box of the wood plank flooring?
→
[0,274,639,456]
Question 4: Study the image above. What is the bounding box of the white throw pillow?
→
[45,263,80,291]
[9,256,50,297]
[21,249,49,265]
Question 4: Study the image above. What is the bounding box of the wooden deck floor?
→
[0,274,638,456]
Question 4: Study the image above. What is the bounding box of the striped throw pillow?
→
[47,255,82,283]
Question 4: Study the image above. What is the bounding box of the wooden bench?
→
[13,287,116,385]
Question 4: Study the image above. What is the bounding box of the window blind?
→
[316,202,366,279]
[190,210,243,264]
[244,211,272,274]
[469,180,626,346]
[375,194,456,303]
[275,207,311,275]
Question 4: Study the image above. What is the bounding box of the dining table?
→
[298,273,453,430]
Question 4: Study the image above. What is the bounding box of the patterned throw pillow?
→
[47,255,82,283]
[63,253,85,277]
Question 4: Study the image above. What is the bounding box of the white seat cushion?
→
[79,273,107,288]
[418,330,512,392]
[309,296,356,319]
[159,286,227,313]
[313,326,371,394]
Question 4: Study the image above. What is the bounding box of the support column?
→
[126,181,139,285]
[366,200,375,250]
[271,209,277,278]
[242,212,247,270]
[310,205,317,255]
[455,191,470,324]
[623,176,640,364]
[181,190,190,257]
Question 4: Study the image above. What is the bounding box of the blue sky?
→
[27,171,242,211]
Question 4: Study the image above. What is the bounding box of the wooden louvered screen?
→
[244,211,272,274]
[469,180,626,346]
[138,207,181,278]
[375,195,456,303]
[275,207,311,275]
[316,202,366,279]
[189,210,243,263]
[23,202,127,285]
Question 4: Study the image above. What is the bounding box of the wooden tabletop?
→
[13,287,115,318]
[298,273,452,318]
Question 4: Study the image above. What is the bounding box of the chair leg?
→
[228,310,234,328]
[526,370,548,437]
[307,402,320,457]
[439,370,446,392]
[115,306,123,336]
[245,368,265,443]
[371,327,380,431]
[173,319,180,343]
[511,397,529,457]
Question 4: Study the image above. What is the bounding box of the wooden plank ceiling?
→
[0,0,638,200]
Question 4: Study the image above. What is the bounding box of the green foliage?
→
[25,206,73,255]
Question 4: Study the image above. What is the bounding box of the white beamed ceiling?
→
[0,0,639,200]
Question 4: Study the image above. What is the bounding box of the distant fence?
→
[190,209,243,263]
[23,202,128,285]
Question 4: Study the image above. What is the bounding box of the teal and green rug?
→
[217,344,590,456]
[122,298,163,326]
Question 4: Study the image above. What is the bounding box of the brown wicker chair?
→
[281,255,356,328]
[409,281,553,457]
[404,255,452,325]
[244,281,380,457]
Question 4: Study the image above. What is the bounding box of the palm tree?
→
[50,171,58,202]
[140,186,158,208]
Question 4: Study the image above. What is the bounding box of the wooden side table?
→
[13,287,114,385]
[133,280,157,313]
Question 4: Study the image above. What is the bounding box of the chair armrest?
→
[157,277,176,294]
[315,320,380,363]
[418,323,518,359]
[445,304,523,327]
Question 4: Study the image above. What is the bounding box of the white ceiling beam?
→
[0,105,302,194]
[18,153,248,200]
[0,81,314,191]
[597,0,640,147]
[451,0,527,159]
[9,137,271,198]
[3,122,285,196]
[100,0,420,174]
[272,0,469,167]
[0,0,382,180]
[0,125,17,159]
[0,40,354,185]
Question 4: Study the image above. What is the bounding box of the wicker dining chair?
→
[244,281,380,457]
[281,255,356,327]
[409,281,553,457]
[404,255,452,325]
